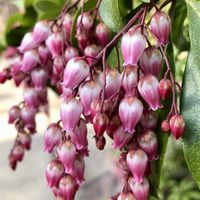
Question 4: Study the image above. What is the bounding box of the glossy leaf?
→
[99,0,132,32]
[181,0,200,188]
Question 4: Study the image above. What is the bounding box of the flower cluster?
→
[0,1,186,200]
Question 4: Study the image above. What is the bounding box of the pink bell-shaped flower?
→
[12,56,22,75]
[138,74,161,111]
[126,149,148,183]
[59,174,76,200]
[79,80,102,116]
[129,177,149,200]
[140,46,163,76]
[21,49,40,73]
[8,105,21,124]
[137,130,158,160]
[99,68,121,99]
[33,21,51,44]
[45,32,64,58]
[18,32,37,53]
[31,68,48,89]
[23,87,40,109]
[71,155,85,185]
[122,66,138,95]
[119,96,143,134]
[96,22,110,46]
[53,56,64,78]
[170,114,185,139]
[38,44,51,65]
[62,57,89,89]
[60,97,83,131]
[161,119,171,133]
[150,11,171,45]
[112,126,132,150]
[93,112,109,137]
[44,123,63,153]
[57,140,76,173]
[69,119,88,150]
[121,28,146,67]
[84,44,101,65]
[77,12,94,31]
[45,159,64,188]
[64,47,79,63]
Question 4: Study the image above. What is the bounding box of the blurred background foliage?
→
[0,0,198,199]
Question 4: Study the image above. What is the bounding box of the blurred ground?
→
[0,59,122,200]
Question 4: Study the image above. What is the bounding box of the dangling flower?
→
[119,96,143,133]
[138,74,162,111]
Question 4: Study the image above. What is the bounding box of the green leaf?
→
[34,0,65,19]
[171,0,189,52]
[99,0,132,32]
[181,0,200,189]
[70,0,97,46]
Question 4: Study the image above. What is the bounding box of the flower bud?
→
[84,44,101,65]
[140,110,158,130]
[129,177,149,200]
[63,14,73,38]
[106,114,121,139]
[140,46,162,76]
[33,21,51,44]
[9,154,17,170]
[62,57,89,89]
[137,130,158,160]
[57,140,76,173]
[19,133,32,150]
[21,49,40,73]
[93,112,109,137]
[45,159,65,188]
[31,68,48,89]
[159,78,172,100]
[121,28,146,67]
[95,135,106,150]
[96,22,110,46]
[77,12,94,31]
[60,98,83,131]
[150,11,171,45]
[53,56,64,80]
[122,66,138,95]
[170,114,185,139]
[79,80,102,116]
[36,88,48,105]
[23,88,40,109]
[119,96,143,134]
[112,126,132,150]
[44,123,62,153]
[138,74,161,111]
[12,143,24,162]
[71,155,85,185]
[70,119,88,150]
[8,105,21,124]
[64,47,79,63]
[126,149,148,183]
[59,175,76,200]
[38,45,51,65]
[161,119,171,133]
[18,33,37,53]
[46,32,64,58]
